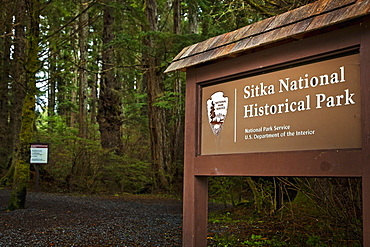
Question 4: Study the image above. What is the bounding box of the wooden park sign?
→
[165,0,370,246]
[202,54,361,154]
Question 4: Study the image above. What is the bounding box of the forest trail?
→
[0,190,183,246]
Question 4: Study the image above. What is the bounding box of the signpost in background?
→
[30,143,49,192]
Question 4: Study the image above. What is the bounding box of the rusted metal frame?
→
[182,68,208,247]
[360,16,370,247]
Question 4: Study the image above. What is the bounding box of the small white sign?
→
[30,144,49,164]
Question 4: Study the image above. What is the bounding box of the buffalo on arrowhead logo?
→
[207,92,229,135]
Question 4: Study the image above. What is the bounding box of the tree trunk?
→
[48,48,56,120]
[143,0,170,189]
[47,10,59,126]
[97,0,124,155]
[168,71,184,184]
[246,177,263,213]
[173,0,181,34]
[69,19,79,128]
[188,0,198,34]
[0,1,13,172]
[78,0,89,138]
[1,0,27,186]
[90,39,100,125]
[9,0,39,210]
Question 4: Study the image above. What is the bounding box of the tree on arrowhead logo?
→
[207,91,228,135]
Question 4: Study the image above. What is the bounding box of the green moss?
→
[292,190,310,205]
[9,158,30,210]
[8,187,27,210]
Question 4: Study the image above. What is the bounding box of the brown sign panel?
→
[201,54,361,155]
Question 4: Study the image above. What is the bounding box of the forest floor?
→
[0,189,184,246]
[0,189,362,246]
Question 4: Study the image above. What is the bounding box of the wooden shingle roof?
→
[165,0,370,73]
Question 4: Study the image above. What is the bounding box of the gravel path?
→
[0,190,183,246]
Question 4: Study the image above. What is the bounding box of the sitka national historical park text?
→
[243,65,356,118]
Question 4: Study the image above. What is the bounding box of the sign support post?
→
[183,70,209,246]
[34,164,40,192]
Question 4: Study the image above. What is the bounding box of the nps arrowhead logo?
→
[207,92,229,135]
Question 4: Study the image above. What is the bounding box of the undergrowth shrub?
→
[34,116,151,194]
[289,177,363,242]
[208,176,363,246]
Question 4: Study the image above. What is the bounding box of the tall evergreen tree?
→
[97,0,124,155]
[143,0,168,189]
[0,0,27,186]
[0,0,13,172]
[9,0,40,210]
[78,0,89,138]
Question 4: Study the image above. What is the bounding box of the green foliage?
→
[288,177,363,242]
[305,235,324,246]
[242,234,287,246]
[153,92,182,110]
[35,115,151,194]
[209,211,234,224]
[0,0,344,210]
[103,156,150,193]
[210,233,287,247]
[209,177,244,207]
[208,176,363,246]
[209,177,278,214]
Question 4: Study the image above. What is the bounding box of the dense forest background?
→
[0,0,364,243]
[0,0,315,197]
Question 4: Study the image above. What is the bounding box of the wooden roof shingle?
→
[165,0,370,73]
